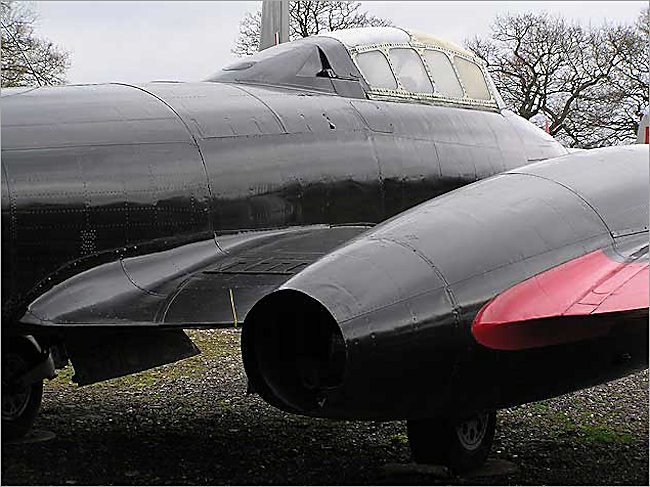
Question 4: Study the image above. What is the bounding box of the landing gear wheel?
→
[2,341,44,441]
[407,411,496,473]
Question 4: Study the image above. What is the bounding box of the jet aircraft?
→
[2,26,646,472]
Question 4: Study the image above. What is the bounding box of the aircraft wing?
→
[22,224,372,329]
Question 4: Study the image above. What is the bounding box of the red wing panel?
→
[472,247,649,351]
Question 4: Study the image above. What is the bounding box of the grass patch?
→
[389,432,409,446]
[526,402,551,414]
[545,411,636,445]
[574,424,636,445]
[47,364,75,388]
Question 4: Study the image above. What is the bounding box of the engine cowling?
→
[242,146,648,421]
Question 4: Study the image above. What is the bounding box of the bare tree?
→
[233,1,392,57]
[1,0,70,87]
[466,11,649,148]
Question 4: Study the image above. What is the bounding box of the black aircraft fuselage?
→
[1,36,565,332]
[2,28,647,471]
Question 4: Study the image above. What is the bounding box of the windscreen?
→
[423,50,464,98]
[389,48,433,93]
[454,56,491,100]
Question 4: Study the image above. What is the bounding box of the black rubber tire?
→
[2,339,45,441]
[407,411,496,473]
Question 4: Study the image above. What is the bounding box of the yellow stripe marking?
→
[229,288,239,328]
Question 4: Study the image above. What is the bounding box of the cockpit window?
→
[422,50,463,98]
[355,50,398,90]
[453,56,491,100]
[389,48,433,94]
[210,26,500,108]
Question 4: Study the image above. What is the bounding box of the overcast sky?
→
[32,1,646,85]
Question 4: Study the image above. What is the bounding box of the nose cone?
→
[242,236,460,420]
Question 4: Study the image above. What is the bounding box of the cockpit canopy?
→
[208,27,502,110]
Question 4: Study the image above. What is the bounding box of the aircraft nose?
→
[242,237,461,419]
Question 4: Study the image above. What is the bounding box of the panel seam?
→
[508,172,614,237]
[109,82,222,252]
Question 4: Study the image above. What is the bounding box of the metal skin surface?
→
[242,145,649,421]
[1,34,566,341]
[2,28,646,447]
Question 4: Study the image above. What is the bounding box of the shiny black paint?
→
[2,83,215,322]
[209,36,370,99]
[1,40,565,331]
[242,146,649,420]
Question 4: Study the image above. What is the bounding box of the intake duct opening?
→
[242,290,346,413]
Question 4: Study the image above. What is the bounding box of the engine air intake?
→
[242,290,346,413]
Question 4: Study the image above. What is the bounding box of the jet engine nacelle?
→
[242,146,649,421]
[242,238,462,420]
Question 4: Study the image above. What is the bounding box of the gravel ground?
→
[2,329,648,485]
